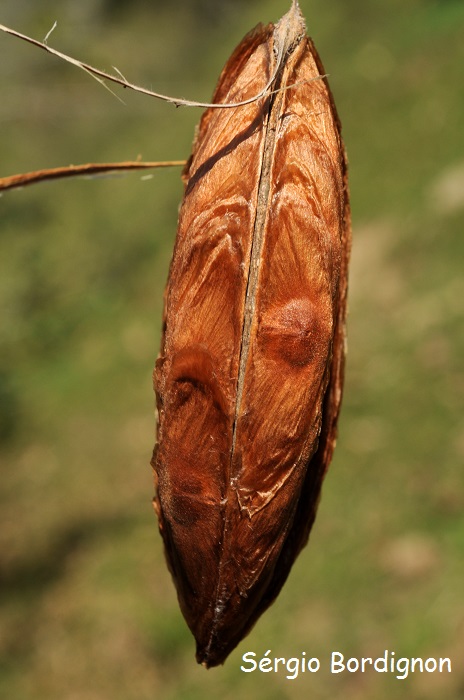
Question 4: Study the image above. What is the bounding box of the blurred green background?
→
[1,1,463,698]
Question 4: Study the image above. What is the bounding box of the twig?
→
[0,15,324,109]
[0,160,186,192]
[0,23,281,109]
[43,20,57,45]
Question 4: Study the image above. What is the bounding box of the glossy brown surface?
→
[152,0,350,668]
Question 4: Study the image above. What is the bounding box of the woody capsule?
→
[151,0,350,668]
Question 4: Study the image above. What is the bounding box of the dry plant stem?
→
[0,161,186,192]
[0,15,323,109]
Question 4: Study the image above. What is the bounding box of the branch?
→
[0,23,282,109]
[0,20,326,109]
[0,161,186,192]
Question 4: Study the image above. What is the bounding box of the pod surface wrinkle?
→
[152,0,350,668]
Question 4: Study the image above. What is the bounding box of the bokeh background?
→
[1,1,463,698]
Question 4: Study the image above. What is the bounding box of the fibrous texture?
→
[152,0,351,668]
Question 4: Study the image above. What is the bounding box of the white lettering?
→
[396,658,410,680]
[258,650,272,672]
[241,649,451,679]
[361,657,373,671]
[331,652,345,673]
[308,657,320,672]
[439,658,451,672]
[241,652,257,672]
[346,657,359,672]
[374,650,388,672]
[286,658,299,680]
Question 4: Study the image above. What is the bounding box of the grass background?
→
[1,0,463,698]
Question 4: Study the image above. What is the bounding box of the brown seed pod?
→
[152,0,351,668]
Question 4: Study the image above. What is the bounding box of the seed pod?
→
[151,0,350,668]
